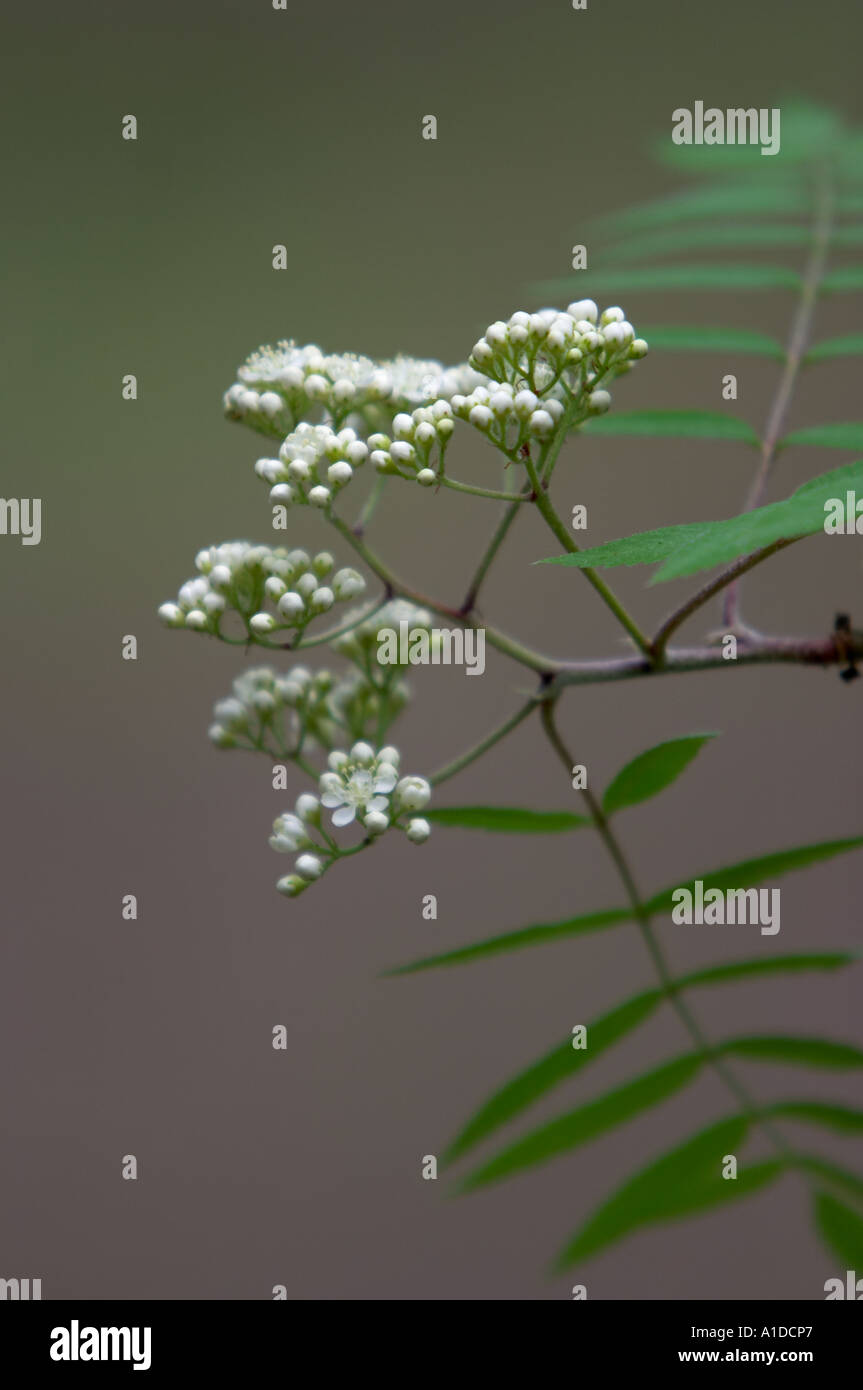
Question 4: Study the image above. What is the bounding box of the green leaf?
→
[443,989,662,1164]
[382,907,632,977]
[458,1054,703,1193]
[424,806,590,833]
[653,459,863,582]
[597,184,809,234]
[805,333,863,363]
[388,841,863,978]
[556,1116,778,1266]
[813,1191,863,1269]
[641,324,785,359]
[447,954,854,1165]
[538,459,863,584]
[603,223,813,263]
[603,734,716,816]
[824,268,863,292]
[722,1035,863,1069]
[677,951,858,988]
[536,265,801,298]
[583,410,758,444]
[645,837,863,915]
[781,422,863,451]
[768,1101,863,1135]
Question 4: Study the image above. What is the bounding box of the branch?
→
[651,539,798,660]
[546,625,863,694]
[724,170,834,625]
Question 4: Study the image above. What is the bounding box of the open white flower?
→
[319,743,400,827]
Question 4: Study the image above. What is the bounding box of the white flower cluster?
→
[326,666,409,741]
[451,382,568,454]
[224,339,486,438]
[461,302,648,445]
[365,402,455,486]
[270,742,432,897]
[208,662,410,755]
[208,665,336,753]
[158,542,366,642]
[333,598,437,669]
[254,423,369,510]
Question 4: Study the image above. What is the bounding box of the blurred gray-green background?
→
[1,0,861,1299]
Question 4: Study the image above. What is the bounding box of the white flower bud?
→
[600,305,625,325]
[295,572,318,598]
[389,441,415,464]
[296,793,320,823]
[514,389,538,415]
[469,404,493,430]
[406,817,431,844]
[185,610,209,630]
[589,389,612,413]
[276,874,306,897]
[158,602,184,627]
[259,391,283,417]
[393,413,414,439]
[208,723,235,748]
[363,810,389,836]
[269,483,296,504]
[332,568,365,600]
[396,776,431,811]
[278,591,305,618]
[630,338,649,358]
[351,741,375,766]
[416,468,436,486]
[379,746,400,766]
[304,374,328,399]
[249,612,276,634]
[208,565,232,589]
[295,854,324,881]
[308,485,331,507]
[328,461,353,487]
[265,576,287,599]
[567,299,598,324]
[529,409,555,436]
[310,586,334,612]
[313,552,334,576]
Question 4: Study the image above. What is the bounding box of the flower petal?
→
[332,804,356,827]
